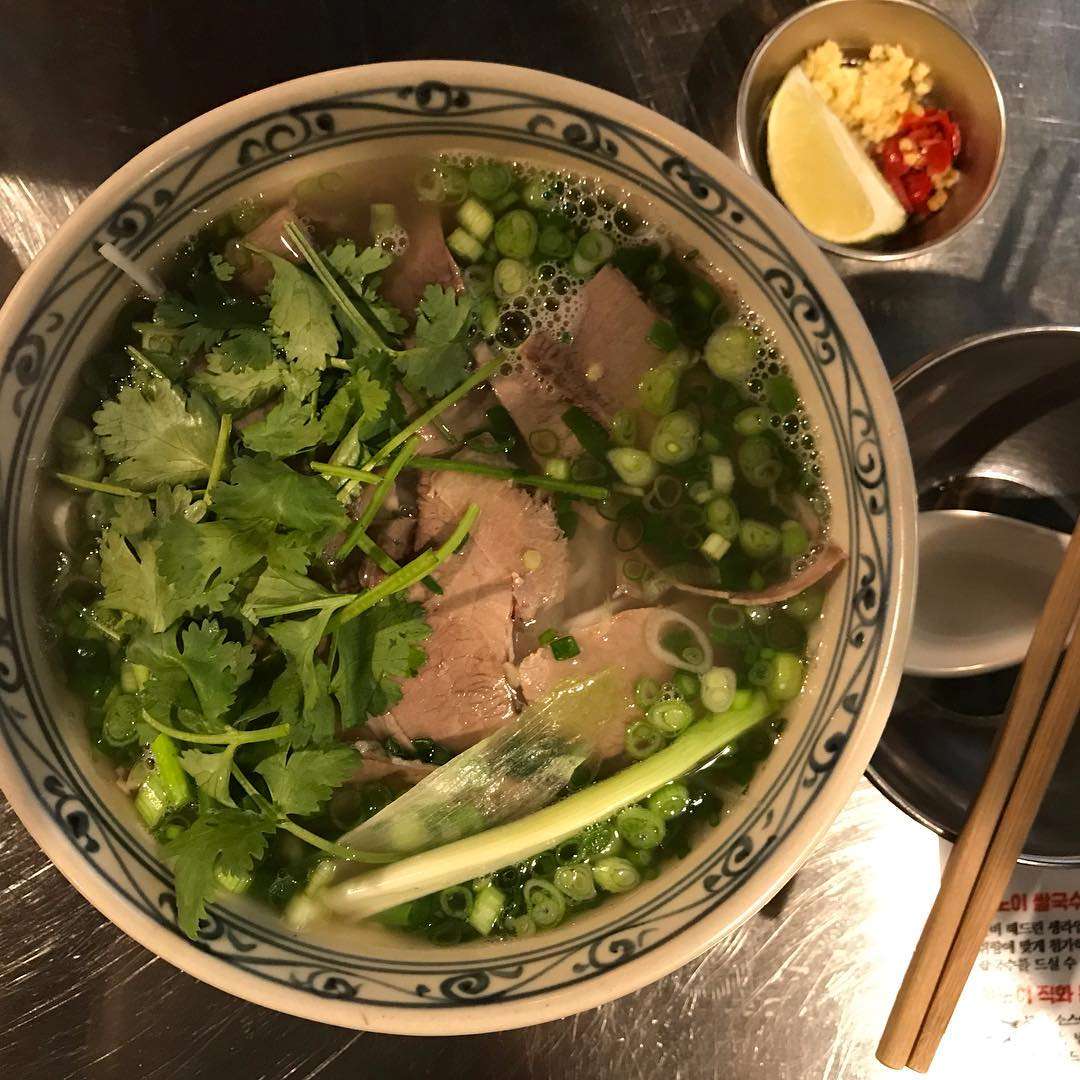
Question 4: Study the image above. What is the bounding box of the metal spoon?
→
[905,509,1072,678]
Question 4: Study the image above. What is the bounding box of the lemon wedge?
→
[766,65,907,245]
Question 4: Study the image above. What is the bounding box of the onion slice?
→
[644,608,714,675]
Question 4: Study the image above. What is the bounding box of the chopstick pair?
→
[877,516,1080,1072]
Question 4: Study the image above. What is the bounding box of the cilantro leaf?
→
[331,597,430,726]
[99,530,185,632]
[262,251,339,371]
[267,610,337,746]
[254,745,360,817]
[153,280,266,361]
[326,241,407,335]
[155,518,264,613]
[191,355,287,411]
[214,455,347,546]
[180,746,236,806]
[393,284,474,396]
[93,381,220,490]
[130,619,253,733]
[164,809,275,938]
[212,327,276,370]
[241,565,333,621]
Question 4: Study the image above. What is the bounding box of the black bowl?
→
[867,327,1080,863]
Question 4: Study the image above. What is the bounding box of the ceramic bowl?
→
[0,61,915,1033]
[736,0,1006,261]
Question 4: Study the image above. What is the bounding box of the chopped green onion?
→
[635,677,661,709]
[538,628,558,647]
[493,257,530,298]
[446,227,485,264]
[538,225,574,260]
[553,863,596,902]
[673,671,700,700]
[651,474,683,509]
[523,878,567,928]
[646,699,694,736]
[765,652,805,702]
[611,410,637,447]
[784,586,825,623]
[507,913,537,937]
[780,519,810,557]
[469,884,506,935]
[455,198,494,243]
[700,666,737,714]
[650,410,699,465]
[550,635,580,661]
[562,406,611,461]
[734,405,773,436]
[737,436,783,488]
[462,263,494,297]
[646,319,680,351]
[688,479,713,504]
[607,447,658,488]
[592,856,641,894]
[766,374,799,413]
[638,361,681,416]
[647,781,691,820]
[705,324,759,382]
[572,229,615,275]
[135,773,168,827]
[739,519,781,560]
[615,806,666,850]
[469,162,513,202]
[701,532,731,561]
[494,209,539,260]
[439,885,474,919]
[710,455,735,494]
[528,428,561,457]
[522,174,553,210]
[625,720,664,759]
[704,495,740,540]
[148,734,191,810]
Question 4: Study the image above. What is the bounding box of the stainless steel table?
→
[2,1,1075,1076]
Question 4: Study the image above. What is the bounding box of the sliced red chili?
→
[902,170,933,210]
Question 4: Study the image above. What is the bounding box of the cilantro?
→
[241,566,333,621]
[93,381,220,490]
[254,745,360,817]
[267,610,336,746]
[180,746,236,806]
[99,530,185,633]
[214,455,347,546]
[155,518,264,613]
[326,240,392,281]
[331,597,430,726]
[239,387,323,458]
[393,284,474,396]
[209,253,235,282]
[130,619,253,733]
[164,809,275,938]
[153,278,266,360]
[261,251,339,371]
[191,354,287,411]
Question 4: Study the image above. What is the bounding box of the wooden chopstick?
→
[906,617,1080,1069]
[877,516,1080,1070]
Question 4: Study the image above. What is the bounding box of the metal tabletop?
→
[1,1,1076,1076]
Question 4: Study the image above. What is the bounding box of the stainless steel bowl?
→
[867,326,1080,863]
[736,0,1006,261]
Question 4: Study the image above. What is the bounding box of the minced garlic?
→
[802,40,934,145]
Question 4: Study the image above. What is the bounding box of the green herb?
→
[393,285,475,396]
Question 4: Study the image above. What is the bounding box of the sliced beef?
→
[517,606,673,758]
[380,203,463,316]
[368,467,569,750]
[495,266,666,456]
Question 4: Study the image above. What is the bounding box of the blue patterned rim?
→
[0,63,914,1032]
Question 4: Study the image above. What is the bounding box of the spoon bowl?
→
[906,509,1070,678]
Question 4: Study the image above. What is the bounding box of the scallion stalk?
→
[317,692,771,920]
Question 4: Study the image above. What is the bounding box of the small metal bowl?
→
[867,327,1080,863]
[736,0,1006,261]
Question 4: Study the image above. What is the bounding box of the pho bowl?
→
[0,60,916,1033]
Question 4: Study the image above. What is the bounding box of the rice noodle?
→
[98,242,165,299]
[644,609,713,675]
